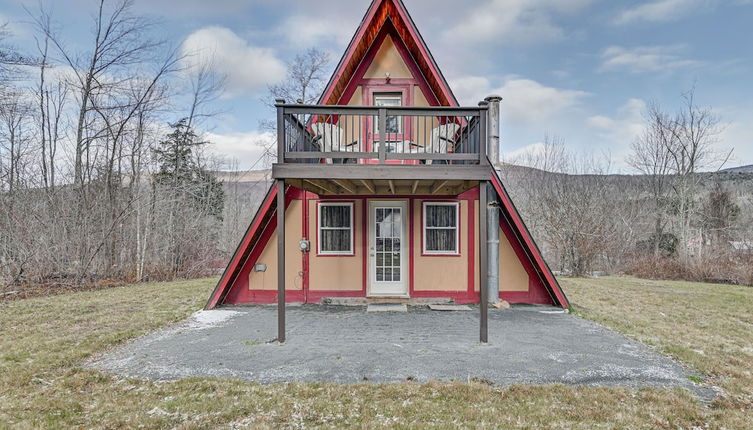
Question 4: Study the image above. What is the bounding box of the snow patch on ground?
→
[186,310,242,330]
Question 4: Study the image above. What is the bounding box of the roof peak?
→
[318,0,458,106]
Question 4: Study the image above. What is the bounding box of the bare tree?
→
[628,102,677,257]
[33,0,163,187]
[184,57,227,129]
[265,48,331,107]
[0,90,34,194]
[665,88,725,259]
[260,48,331,166]
[508,137,627,276]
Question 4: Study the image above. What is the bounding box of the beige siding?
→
[474,200,530,293]
[309,200,363,291]
[500,228,530,292]
[413,200,468,292]
[412,87,439,148]
[474,201,480,292]
[337,89,363,149]
[363,35,413,79]
[248,200,303,291]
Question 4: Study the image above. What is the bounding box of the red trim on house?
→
[362,84,418,165]
[467,196,476,296]
[205,183,278,309]
[361,198,369,296]
[408,197,415,297]
[320,0,381,106]
[209,177,568,309]
[489,170,570,308]
[321,0,457,107]
[339,21,440,110]
[220,189,303,306]
[389,0,456,104]
[302,191,311,302]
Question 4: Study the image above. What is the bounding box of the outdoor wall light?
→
[253,264,267,273]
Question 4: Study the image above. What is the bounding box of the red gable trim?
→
[489,168,570,308]
[205,183,279,309]
[319,0,458,107]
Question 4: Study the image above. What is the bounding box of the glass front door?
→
[368,201,409,297]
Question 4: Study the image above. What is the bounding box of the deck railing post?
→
[378,107,387,164]
[277,179,286,343]
[479,181,489,343]
[276,99,286,164]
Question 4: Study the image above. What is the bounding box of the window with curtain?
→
[318,203,353,254]
[423,202,459,254]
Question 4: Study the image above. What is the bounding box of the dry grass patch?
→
[562,276,753,424]
[0,276,749,428]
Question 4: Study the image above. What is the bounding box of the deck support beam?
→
[479,181,489,343]
[431,180,449,195]
[333,179,357,194]
[273,164,491,181]
[304,179,337,195]
[359,179,376,194]
[277,179,286,343]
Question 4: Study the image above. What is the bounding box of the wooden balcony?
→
[272,102,491,184]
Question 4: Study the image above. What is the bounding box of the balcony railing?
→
[276,102,488,166]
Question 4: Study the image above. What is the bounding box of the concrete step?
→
[366,303,408,313]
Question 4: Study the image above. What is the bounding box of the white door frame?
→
[367,200,409,297]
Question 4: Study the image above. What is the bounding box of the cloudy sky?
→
[2,0,752,171]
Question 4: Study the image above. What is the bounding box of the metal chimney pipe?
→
[485,95,502,167]
[487,189,500,305]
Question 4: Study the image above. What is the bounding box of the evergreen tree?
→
[153,118,224,220]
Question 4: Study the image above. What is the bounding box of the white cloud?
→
[133,0,250,17]
[587,98,646,152]
[181,26,285,99]
[445,0,593,45]
[502,142,548,162]
[279,15,354,48]
[716,107,753,167]
[450,76,588,124]
[600,45,703,74]
[615,0,752,24]
[206,130,275,168]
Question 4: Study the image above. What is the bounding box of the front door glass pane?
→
[375,207,402,282]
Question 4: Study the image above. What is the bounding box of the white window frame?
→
[422,202,460,255]
[318,202,354,255]
[373,93,403,135]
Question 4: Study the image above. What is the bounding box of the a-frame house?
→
[206,0,569,342]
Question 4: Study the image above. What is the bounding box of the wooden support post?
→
[277,179,286,343]
[276,100,286,164]
[479,181,488,343]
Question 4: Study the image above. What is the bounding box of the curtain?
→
[320,205,352,253]
[425,204,457,252]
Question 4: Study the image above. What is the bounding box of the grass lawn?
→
[0,276,750,429]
